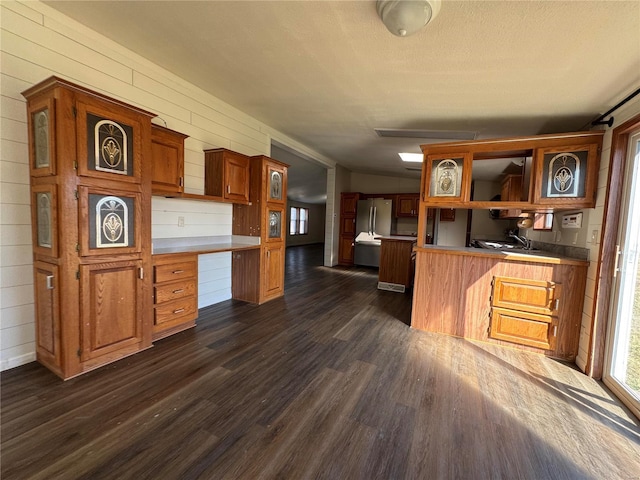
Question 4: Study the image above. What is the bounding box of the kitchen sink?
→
[472,240,538,252]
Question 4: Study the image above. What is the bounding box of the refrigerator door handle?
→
[369,206,374,234]
[372,206,377,234]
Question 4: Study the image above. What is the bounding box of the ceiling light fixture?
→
[399,152,423,162]
[376,0,441,37]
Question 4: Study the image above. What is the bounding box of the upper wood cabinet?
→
[419,131,604,211]
[75,97,146,185]
[395,194,420,217]
[417,131,604,247]
[204,148,250,204]
[499,174,523,219]
[533,142,601,208]
[151,124,187,196]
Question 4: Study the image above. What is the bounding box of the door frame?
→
[586,113,640,378]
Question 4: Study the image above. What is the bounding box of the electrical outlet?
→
[572,232,578,245]
[591,229,599,243]
[177,216,185,227]
[555,230,562,242]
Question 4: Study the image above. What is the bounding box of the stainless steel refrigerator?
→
[354,198,392,267]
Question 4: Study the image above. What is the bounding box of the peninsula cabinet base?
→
[410,248,587,361]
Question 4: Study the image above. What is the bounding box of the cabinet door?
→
[33,261,61,371]
[534,143,600,207]
[263,244,284,300]
[265,207,285,243]
[499,175,523,219]
[31,184,58,258]
[78,186,142,257]
[27,96,56,177]
[151,125,186,195]
[492,276,561,316]
[340,216,357,236]
[396,194,419,217]
[490,307,557,351]
[79,260,143,362]
[423,153,471,204]
[224,154,250,203]
[341,193,360,215]
[266,163,287,204]
[76,98,143,184]
[338,235,355,265]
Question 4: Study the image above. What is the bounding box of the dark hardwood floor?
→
[2,243,640,479]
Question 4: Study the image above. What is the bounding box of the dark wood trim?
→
[586,114,640,378]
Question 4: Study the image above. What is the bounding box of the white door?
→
[604,129,640,418]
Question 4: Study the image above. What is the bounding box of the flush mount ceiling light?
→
[399,152,423,162]
[376,0,441,37]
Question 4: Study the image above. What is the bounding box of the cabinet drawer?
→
[155,297,197,326]
[154,261,196,283]
[154,279,197,304]
[491,276,560,316]
[490,307,557,351]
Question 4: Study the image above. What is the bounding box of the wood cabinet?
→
[396,194,420,217]
[338,192,360,266]
[411,248,587,360]
[232,155,288,304]
[152,254,198,340]
[489,276,560,350]
[417,132,604,247]
[378,238,416,292]
[33,261,61,377]
[151,124,187,196]
[204,148,250,204]
[499,174,523,219]
[23,77,154,379]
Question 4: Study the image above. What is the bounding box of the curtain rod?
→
[591,87,640,128]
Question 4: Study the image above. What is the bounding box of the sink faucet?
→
[508,230,531,250]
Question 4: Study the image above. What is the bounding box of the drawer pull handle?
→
[172,269,184,274]
[173,308,185,314]
[172,289,184,294]
[552,325,558,337]
[46,275,54,290]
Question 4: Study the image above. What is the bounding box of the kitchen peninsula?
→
[411,131,602,360]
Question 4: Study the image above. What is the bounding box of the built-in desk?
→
[151,236,261,339]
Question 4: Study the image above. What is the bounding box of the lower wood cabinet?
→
[152,254,198,340]
[33,261,61,375]
[378,238,416,292]
[411,249,587,360]
[79,260,146,366]
[263,243,284,301]
[489,276,561,351]
[231,245,283,305]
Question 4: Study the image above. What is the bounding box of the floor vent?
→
[377,282,406,293]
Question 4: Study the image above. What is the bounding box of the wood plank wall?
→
[0,0,331,371]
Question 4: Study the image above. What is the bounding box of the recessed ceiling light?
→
[399,152,423,162]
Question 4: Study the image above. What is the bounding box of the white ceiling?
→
[45,0,640,202]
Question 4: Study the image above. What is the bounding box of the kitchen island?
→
[411,245,588,360]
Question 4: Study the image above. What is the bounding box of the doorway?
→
[604,128,640,418]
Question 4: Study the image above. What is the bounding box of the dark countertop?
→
[413,245,589,266]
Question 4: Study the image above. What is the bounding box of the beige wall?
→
[0,0,335,370]
[286,201,326,247]
[350,172,420,193]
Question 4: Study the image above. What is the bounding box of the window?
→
[289,207,309,235]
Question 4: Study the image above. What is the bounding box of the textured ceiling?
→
[45,0,640,201]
